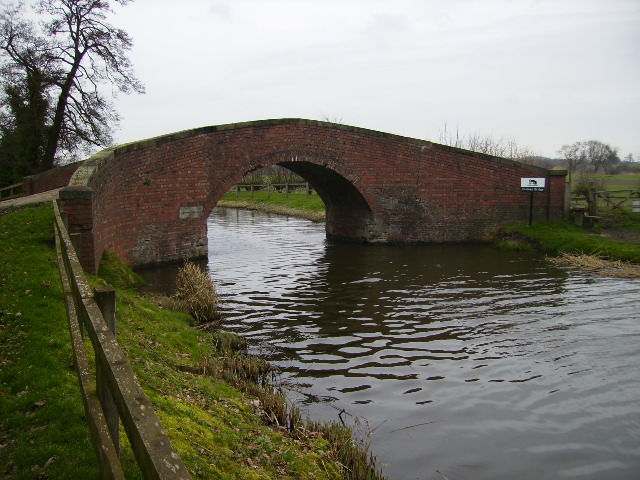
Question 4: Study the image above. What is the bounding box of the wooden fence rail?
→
[0,182,23,200]
[594,189,640,216]
[53,200,192,480]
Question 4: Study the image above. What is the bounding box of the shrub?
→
[173,261,221,323]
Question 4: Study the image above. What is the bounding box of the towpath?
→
[0,189,61,214]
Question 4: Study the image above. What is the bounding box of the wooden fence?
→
[233,182,314,198]
[53,200,192,480]
[593,190,640,215]
[571,181,640,225]
[0,182,23,201]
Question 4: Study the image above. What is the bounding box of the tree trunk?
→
[42,52,83,169]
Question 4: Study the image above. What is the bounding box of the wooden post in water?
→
[94,284,120,456]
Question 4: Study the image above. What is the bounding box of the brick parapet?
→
[22,161,83,195]
[59,186,96,273]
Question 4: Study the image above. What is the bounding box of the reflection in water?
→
[142,207,640,480]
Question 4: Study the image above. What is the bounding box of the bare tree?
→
[1,0,144,170]
[559,140,620,177]
[437,122,540,165]
[558,142,586,190]
[583,140,619,174]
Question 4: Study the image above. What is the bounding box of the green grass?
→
[1,203,383,479]
[0,204,100,479]
[498,220,640,263]
[576,173,640,183]
[221,190,326,213]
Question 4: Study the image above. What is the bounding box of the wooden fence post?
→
[588,181,598,217]
[94,285,120,456]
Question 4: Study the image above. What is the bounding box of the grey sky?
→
[109,0,640,159]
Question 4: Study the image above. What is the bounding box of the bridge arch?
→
[202,151,376,243]
[58,118,567,273]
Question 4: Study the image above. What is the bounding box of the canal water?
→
[143,207,640,479]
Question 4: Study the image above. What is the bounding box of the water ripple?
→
[206,207,640,480]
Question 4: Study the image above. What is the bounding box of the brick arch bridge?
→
[58,119,567,273]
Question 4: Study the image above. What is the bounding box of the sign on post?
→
[521,178,546,192]
[521,178,546,226]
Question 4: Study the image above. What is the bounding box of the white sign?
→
[521,177,546,192]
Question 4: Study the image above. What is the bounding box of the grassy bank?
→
[218,190,325,221]
[1,203,383,479]
[498,218,640,277]
[498,220,640,262]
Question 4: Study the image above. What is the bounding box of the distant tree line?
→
[0,0,143,188]
[436,124,637,190]
[558,139,631,174]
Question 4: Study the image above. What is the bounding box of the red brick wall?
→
[66,119,566,270]
[59,186,96,274]
[23,161,83,195]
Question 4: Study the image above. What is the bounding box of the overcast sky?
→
[107,0,640,159]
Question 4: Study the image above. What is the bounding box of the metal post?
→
[528,191,534,226]
[94,285,120,456]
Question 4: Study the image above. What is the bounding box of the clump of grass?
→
[548,252,640,278]
[310,419,384,480]
[196,338,386,480]
[173,261,221,323]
